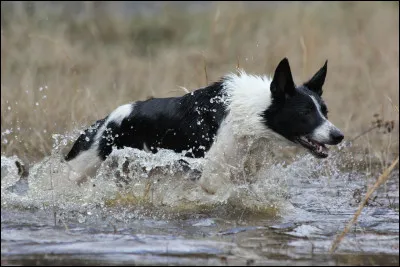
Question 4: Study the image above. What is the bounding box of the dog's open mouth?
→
[296,136,328,158]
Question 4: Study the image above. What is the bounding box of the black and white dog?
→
[65,58,344,184]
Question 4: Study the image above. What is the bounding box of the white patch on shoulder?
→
[106,103,134,126]
[222,70,273,136]
[93,102,135,145]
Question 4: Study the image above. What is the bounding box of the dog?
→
[65,58,344,185]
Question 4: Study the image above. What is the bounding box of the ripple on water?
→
[1,135,399,263]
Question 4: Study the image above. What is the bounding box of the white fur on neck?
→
[222,70,273,136]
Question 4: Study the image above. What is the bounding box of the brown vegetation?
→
[1,1,398,166]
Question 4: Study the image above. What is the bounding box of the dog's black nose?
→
[330,130,344,144]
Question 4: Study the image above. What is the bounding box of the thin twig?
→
[178,86,190,94]
[202,53,209,85]
[329,156,399,253]
[50,159,57,227]
[61,219,70,232]
[385,95,399,112]
[166,86,190,96]
[349,125,378,142]
[143,181,152,200]
[299,35,308,80]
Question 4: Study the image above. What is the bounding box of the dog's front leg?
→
[198,119,244,194]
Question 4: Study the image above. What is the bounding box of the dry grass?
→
[1,1,399,166]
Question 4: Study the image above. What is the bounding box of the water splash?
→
[1,130,397,222]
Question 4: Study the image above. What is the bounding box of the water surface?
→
[1,140,399,266]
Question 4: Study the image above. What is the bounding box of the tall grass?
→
[1,1,399,165]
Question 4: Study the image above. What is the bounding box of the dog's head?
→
[262,58,344,158]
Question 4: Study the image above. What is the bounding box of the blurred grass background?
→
[1,1,399,167]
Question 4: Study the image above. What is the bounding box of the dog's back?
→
[65,81,228,182]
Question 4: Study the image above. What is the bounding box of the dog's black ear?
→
[304,60,327,96]
[270,58,295,99]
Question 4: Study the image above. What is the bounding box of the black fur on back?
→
[65,81,229,161]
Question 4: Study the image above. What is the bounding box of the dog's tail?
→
[65,103,134,184]
[65,118,106,161]
[64,118,107,183]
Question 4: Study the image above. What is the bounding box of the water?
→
[1,136,399,266]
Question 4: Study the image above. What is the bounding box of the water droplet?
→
[78,214,86,223]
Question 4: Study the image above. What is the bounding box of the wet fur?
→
[65,58,344,185]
